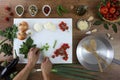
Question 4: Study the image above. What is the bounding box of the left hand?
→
[27,47,40,68]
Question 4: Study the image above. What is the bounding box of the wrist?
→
[42,72,50,80]
[26,63,34,70]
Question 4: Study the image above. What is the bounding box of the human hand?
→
[41,57,52,80]
[27,47,40,68]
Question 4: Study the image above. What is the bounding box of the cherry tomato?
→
[52,43,70,61]
[109,7,116,14]
[107,2,111,8]
[100,6,108,14]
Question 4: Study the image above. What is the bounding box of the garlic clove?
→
[91,29,97,33]
[85,31,91,34]
[106,33,111,38]
[87,16,94,21]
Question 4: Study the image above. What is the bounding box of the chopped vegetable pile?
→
[59,21,69,31]
[52,43,70,61]
[40,43,50,51]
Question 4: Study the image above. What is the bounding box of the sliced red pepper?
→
[52,43,70,61]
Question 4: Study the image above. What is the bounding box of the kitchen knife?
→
[112,58,120,65]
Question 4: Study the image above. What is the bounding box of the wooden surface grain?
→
[0,0,120,80]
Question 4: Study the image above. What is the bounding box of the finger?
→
[33,48,39,54]
[46,58,52,64]
[42,57,47,63]
[30,47,35,51]
[36,49,40,55]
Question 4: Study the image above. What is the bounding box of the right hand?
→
[27,47,40,68]
[41,57,52,80]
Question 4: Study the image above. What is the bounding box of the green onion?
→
[53,72,93,80]
[53,68,97,79]
[53,40,57,48]
[52,64,98,80]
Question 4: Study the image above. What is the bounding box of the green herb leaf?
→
[40,43,50,51]
[93,20,102,25]
[57,6,63,16]
[112,24,117,33]
[96,3,101,9]
[104,23,109,30]
[97,11,103,19]
[117,22,120,25]
[19,37,36,58]
[0,43,13,55]
[59,5,69,13]
[0,24,18,42]
[101,0,107,5]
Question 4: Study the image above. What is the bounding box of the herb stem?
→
[53,40,57,48]
[0,38,8,45]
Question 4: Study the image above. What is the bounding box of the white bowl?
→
[15,5,24,17]
[42,5,51,16]
[28,5,38,17]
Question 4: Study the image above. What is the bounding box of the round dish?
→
[15,5,24,17]
[28,5,38,16]
[76,35,114,71]
[42,5,51,16]
[77,19,91,32]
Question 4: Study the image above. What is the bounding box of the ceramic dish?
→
[42,5,51,16]
[77,19,91,32]
[15,5,24,17]
[28,5,38,16]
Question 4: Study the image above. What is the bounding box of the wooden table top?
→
[0,0,120,80]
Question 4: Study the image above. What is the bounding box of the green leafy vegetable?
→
[93,20,102,25]
[10,71,18,79]
[101,0,107,5]
[104,23,109,30]
[19,37,36,58]
[53,40,57,48]
[57,5,69,16]
[117,22,120,25]
[112,24,117,33]
[59,5,68,13]
[0,43,13,56]
[57,6,63,16]
[0,24,18,42]
[40,43,50,51]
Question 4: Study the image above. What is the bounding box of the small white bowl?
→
[77,19,91,32]
[42,5,51,16]
[28,5,38,17]
[15,5,24,17]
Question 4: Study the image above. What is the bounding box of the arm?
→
[41,57,52,80]
[13,63,33,80]
[13,47,40,80]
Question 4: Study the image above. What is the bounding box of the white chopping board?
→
[13,18,72,64]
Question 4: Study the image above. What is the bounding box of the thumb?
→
[42,57,47,63]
